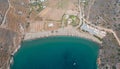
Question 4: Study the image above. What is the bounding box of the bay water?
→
[11,36,99,69]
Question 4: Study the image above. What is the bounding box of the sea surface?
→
[11,36,99,69]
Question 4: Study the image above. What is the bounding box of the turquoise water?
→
[11,36,99,69]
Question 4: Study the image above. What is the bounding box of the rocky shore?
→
[7,45,21,69]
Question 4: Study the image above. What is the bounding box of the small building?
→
[40,0,45,2]
[48,23,54,27]
[67,18,72,24]
[29,0,46,3]
[116,63,120,69]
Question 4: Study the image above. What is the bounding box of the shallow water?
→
[11,36,99,69]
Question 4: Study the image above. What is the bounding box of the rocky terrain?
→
[0,0,9,24]
[84,0,120,39]
[0,28,22,69]
[0,0,29,68]
[84,0,120,68]
[99,33,120,69]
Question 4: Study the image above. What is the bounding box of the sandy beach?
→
[24,26,102,43]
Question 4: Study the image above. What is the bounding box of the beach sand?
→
[24,26,102,43]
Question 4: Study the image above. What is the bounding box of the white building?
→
[116,63,120,69]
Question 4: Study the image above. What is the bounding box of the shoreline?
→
[24,26,102,44]
[8,45,21,69]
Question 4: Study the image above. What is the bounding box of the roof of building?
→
[81,23,106,38]
[116,63,120,69]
